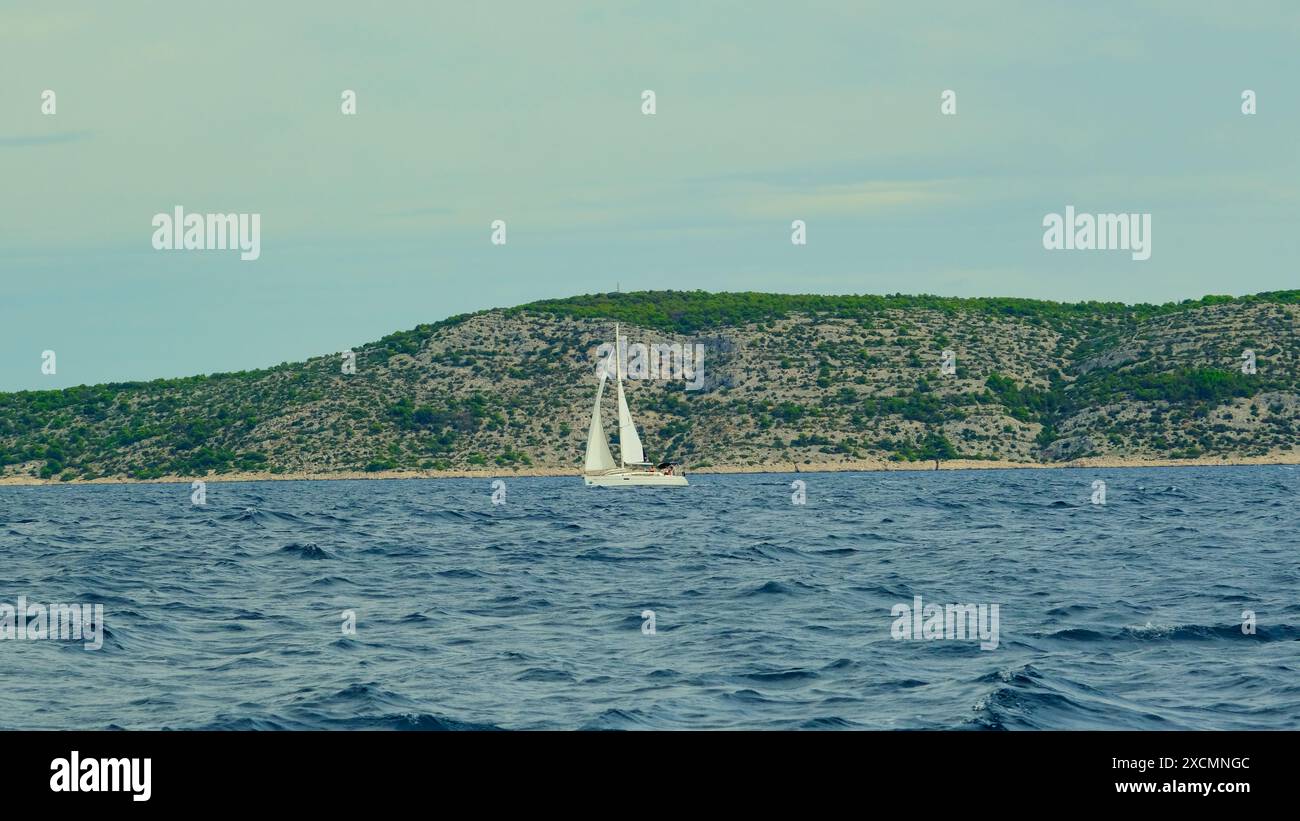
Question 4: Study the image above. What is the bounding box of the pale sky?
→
[2,1,1297,390]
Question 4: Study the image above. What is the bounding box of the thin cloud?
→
[740,180,959,218]
[0,131,92,148]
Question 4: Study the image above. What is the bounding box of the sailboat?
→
[583,324,688,487]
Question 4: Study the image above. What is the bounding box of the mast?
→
[615,323,623,465]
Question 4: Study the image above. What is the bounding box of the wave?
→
[1039,622,1300,642]
[277,542,335,560]
[797,716,860,729]
[192,712,501,731]
[223,507,309,527]
[732,667,820,685]
[181,682,504,730]
[580,708,658,730]
[739,580,820,597]
[969,664,1181,730]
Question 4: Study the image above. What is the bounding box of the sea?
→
[1,466,1297,730]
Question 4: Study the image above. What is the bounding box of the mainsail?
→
[584,372,617,473]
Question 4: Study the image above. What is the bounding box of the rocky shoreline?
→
[3,452,1296,487]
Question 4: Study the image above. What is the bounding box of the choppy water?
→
[1,466,1298,730]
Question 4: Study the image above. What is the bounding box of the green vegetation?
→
[514,289,1300,335]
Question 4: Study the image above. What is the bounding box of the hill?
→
[2,290,1298,481]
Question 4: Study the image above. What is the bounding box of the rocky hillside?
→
[2,291,1298,480]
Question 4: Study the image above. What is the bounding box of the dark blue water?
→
[1,466,1298,730]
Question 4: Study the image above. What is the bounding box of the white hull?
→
[584,470,688,487]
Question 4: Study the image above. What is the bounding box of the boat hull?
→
[584,470,688,487]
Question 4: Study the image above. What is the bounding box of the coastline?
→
[2,452,1297,487]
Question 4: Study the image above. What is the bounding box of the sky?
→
[2,1,1297,391]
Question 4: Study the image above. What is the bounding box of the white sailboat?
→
[583,324,688,487]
